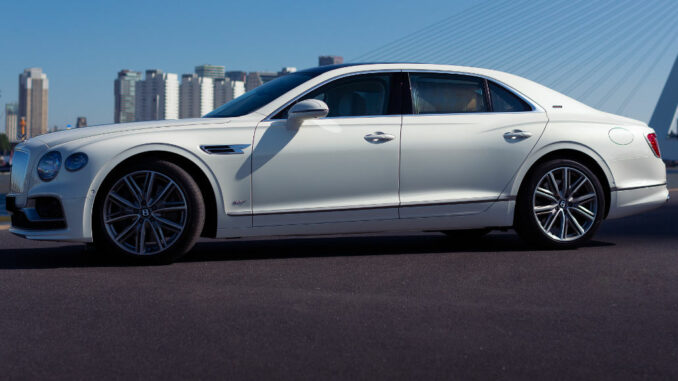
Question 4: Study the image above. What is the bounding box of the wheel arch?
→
[511,144,614,218]
[85,144,222,240]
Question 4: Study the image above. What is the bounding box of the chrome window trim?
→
[264,69,403,121]
[264,67,544,121]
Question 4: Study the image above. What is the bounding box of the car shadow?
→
[0,232,614,270]
[235,120,296,180]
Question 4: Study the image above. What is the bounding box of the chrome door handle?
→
[364,131,395,143]
[503,129,533,141]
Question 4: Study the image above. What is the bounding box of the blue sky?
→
[1,0,676,144]
[0,0,474,127]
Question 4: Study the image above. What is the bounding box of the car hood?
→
[30,117,244,148]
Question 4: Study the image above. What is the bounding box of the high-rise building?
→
[76,117,87,128]
[319,55,343,66]
[135,70,179,121]
[114,69,141,123]
[179,74,214,118]
[4,103,18,143]
[279,67,297,75]
[18,68,49,139]
[195,64,225,79]
[213,78,245,108]
[226,71,247,82]
[245,71,279,92]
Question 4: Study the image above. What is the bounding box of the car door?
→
[399,72,548,218]
[252,72,403,226]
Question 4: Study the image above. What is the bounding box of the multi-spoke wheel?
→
[94,159,205,263]
[515,159,605,248]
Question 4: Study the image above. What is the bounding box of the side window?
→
[409,73,488,114]
[274,73,395,119]
[488,81,532,112]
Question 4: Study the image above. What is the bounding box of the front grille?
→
[9,150,29,193]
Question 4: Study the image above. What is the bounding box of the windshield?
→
[204,73,314,118]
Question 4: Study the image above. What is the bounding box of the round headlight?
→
[37,151,62,182]
[65,152,88,172]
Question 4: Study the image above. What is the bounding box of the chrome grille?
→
[9,150,29,194]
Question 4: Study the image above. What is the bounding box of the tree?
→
[0,133,9,155]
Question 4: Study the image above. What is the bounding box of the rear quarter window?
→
[488,81,532,112]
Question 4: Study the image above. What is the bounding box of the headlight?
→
[65,152,88,172]
[37,151,62,182]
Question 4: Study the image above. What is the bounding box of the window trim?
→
[404,70,541,115]
[407,72,492,115]
[265,70,403,121]
[264,68,542,120]
[486,79,533,113]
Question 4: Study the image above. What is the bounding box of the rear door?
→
[399,72,548,218]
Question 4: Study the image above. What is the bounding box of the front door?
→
[252,72,403,226]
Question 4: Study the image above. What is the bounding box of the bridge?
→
[352,0,678,157]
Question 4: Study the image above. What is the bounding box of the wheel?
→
[93,159,205,264]
[442,228,491,240]
[515,159,605,249]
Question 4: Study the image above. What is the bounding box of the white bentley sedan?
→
[7,63,669,263]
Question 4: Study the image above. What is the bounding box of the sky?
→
[1,0,676,156]
[0,0,474,127]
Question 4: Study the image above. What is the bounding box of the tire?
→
[93,158,205,264]
[442,228,491,240]
[515,159,605,249]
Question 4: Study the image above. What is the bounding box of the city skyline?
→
[0,0,477,129]
[1,0,676,141]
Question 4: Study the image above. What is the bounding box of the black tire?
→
[93,158,205,264]
[442,228,491,240]
[514,159,605,249]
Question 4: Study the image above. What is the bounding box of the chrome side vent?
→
[200,144,250,155]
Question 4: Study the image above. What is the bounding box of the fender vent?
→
[200,144,250,155]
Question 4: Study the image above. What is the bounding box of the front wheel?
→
[515,159,605,249]
[93,159,205,264]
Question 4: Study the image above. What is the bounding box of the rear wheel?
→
[93,159,205,264]
[515,159,605,249]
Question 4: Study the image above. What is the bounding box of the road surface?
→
[0,172,676,379]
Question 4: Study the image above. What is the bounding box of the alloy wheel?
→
[103,170,188,255]
[532,166,598,242]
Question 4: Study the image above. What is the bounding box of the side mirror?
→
[287,99,329,128]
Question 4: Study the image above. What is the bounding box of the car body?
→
[6,63,669,262]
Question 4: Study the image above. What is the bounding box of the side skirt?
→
[216,200,515,239]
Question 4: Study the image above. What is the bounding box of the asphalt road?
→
[0,173,677,380]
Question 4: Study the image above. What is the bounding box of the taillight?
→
[646,133,661,158]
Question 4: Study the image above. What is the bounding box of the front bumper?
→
[6,195,91,242]
[607,183,669,219]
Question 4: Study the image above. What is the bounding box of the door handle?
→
[364,131,395,143]
[503,129,533,141]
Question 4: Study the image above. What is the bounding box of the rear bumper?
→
[607,183,669,219]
